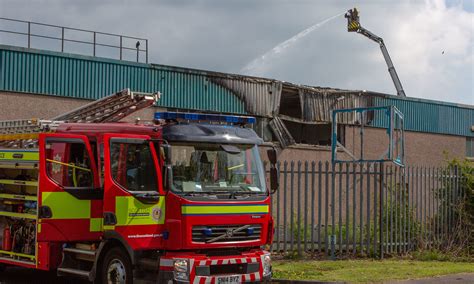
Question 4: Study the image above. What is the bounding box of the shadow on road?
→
[0,267,88,284]
[0,267,349,284]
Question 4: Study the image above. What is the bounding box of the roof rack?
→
[0,89,160,148]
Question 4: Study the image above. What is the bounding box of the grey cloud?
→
[0,0,472,104]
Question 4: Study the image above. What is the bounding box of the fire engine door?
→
[38,133,102,242]
[102,134,165,250]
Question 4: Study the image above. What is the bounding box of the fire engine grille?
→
[192,225,262,243]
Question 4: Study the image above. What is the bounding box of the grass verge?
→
[272,259,474,283]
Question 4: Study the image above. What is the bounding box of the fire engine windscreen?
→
[169,143,266,194]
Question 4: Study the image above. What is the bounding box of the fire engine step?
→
[63,247,96,256]
[57,267,90,277]
[137,258,159,271]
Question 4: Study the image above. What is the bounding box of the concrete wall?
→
[344,126,466,167]
[0,91,159,122]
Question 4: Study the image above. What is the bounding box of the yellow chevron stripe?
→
[182,204,269,215]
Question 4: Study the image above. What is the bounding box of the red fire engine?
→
[0,89,278,283]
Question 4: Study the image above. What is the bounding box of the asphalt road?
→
[1,266,473,284]
[0,266,88,284]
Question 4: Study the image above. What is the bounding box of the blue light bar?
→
[154,112,256,124]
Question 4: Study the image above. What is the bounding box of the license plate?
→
[216,275,241,284]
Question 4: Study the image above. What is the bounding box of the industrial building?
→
[0,43,473,166]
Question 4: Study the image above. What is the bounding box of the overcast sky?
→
[0,0,473,104]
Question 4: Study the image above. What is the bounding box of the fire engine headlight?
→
[263,254,272,276]
[173,259,189,281]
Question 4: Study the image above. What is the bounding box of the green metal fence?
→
[270,161,466,258]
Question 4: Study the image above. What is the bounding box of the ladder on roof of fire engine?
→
[0,89,160,147]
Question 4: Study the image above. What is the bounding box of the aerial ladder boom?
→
[345,8,406,97]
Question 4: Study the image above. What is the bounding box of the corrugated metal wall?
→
[0,45,246,114]
[371,96,474,137]
[1,44,472,137]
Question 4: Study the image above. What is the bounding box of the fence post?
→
[297,161,302,256]
[93,32,96,56]
[379,163,384,259]
[338,163,343,255]
[373,163,378,257]
[352,163,357,255]
[389,165,394,253]
[325,161,330,256]
[304,161,309,253]
[330,162,336,259]
[359,163,364,254]
[119,36,123,60]
[366,163,371,255]
[27,22,31,48]
[283,161,288,253]
[318,161,322,254]
[275,162,281,253]
[146,39,149,63]
[402,167,407,253]
[345,162,350,256]
[61,27,65,52]
[311,161,316,253]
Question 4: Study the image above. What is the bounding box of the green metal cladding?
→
[371,96,474,137]
[0,45,246,114]
[1,44,473,137]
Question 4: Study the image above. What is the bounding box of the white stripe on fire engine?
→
[251,257,257,263]
[222,259,229,265]
[211,259,218,265]
[199,260,206,266]
[230,259,237,264]
[190,259,195,275]
[254,272,261,281]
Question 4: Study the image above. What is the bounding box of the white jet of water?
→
[240,12,345,75]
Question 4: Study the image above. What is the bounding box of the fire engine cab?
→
[0,89,278,283]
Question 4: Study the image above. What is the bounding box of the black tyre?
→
[100,247,133,284]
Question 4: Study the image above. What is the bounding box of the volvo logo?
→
[206,225,251,243]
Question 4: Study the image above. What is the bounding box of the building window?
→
[467,137,474,158]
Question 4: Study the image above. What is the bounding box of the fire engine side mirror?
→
[267,148,279,193]
[267,148,277,165]
[269,167,279,193]
[161,144,173,191]
[162,144,172,165]
[163,165,173,191]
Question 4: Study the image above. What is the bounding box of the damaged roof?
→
[1,44,473,139]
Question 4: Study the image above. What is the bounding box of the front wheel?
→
[100,247,133,284]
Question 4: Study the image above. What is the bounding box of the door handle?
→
[39,206,52,218]
[103,212,117,226]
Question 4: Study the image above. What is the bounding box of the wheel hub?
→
[107,259,126,284]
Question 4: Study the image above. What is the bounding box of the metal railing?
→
[0,17,148,63]
[268,161,466,258]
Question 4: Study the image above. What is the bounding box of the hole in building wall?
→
[279,89,302,119]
